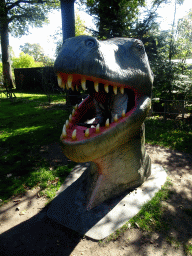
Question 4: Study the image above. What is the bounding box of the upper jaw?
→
[57,72,149,144]
[54,36,153,97]
[56,72,135,94]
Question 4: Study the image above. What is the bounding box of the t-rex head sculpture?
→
[55,35,153,209]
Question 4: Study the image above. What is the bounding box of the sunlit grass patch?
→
[0,92,71,205]
[145,116,192,154]
[24,164,74,199]
[185,243,192,256]
[128,179,173,232]
[99,179,173,244]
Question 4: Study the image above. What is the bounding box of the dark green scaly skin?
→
[55,35,153,210]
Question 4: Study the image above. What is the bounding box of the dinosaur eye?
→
[85,39,96,48]
[135,41,144,51]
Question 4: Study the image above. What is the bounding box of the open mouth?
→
[57,73,143,143]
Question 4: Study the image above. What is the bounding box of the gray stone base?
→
[47,164,167,240]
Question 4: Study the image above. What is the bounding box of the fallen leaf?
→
[19,210,27,215]
[135,222,140,228]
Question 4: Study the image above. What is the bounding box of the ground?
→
[0,143,192,256]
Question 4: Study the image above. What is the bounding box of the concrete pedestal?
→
[47,164,167,240]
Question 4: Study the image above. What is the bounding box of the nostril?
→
[85,39,96,48]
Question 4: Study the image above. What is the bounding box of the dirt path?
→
[0,144,192,256]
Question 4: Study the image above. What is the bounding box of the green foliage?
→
[80,0,145,38]
[174,71,192,100]
[127,0,190,101]
[20,43,45,62]
[53,10,91,57]
[145,116,192,154]
[2,0,60,38]
[175,8,192,60]
[185,244,192,256]
[75,10,91,37]
[136,25,192,100]
[19,43,54,66]
[0,1,59,89]
[12,52,44,69]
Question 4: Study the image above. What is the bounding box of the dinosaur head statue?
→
[55,35,153,209]
[55,35,153,162]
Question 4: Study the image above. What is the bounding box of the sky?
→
[7,0,192,59]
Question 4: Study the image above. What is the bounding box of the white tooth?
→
[65,120,69,128]
[95,123,100,133]
[122,110,125,117]
[81,78,86,90]
[72,129,77,140]
[62,124,67,138]
[113,86,117,95]
[120,87,124,94]
[61,81,65,89]
[67,75,73,88]
[114,114,118,122]
[69,114,72,121]
[104,84,109,93]
[94,82,99,92]
[105,118,109,128]
[74,104,78,110]
[72,109,75,116]
[87,118,95,124]
[85,128,89,137]
[66,82,69,90]
[57,75,62,87]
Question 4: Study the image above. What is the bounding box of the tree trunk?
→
[169,0,177,62]
[0,19,14,89]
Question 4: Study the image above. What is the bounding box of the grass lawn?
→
[0,92,192,251]
[145,115,192,155]
[1,93,191,205]
[0,91,76,205]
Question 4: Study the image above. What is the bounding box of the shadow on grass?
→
[0,97,71,203]
[0,163,191,256]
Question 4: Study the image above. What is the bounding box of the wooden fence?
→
[151,99,192,119]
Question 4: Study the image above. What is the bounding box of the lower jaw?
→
[60,94,151,162]
[61,92,136,143]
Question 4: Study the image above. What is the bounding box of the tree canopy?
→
[19,43,54,66]
[79,0,145,38]
[175,8,192,60]
[12,52,44,69]
[20,43,45,62]
[1,0,60,38]
[0,0,60,89]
